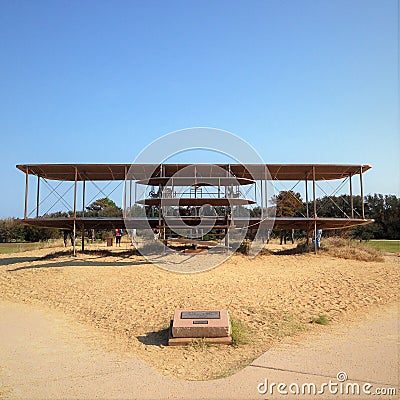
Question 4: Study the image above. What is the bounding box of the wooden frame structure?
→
[17,163,373,254]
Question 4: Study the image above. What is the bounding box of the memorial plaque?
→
[181,311,220,320]
[171,309,231,338]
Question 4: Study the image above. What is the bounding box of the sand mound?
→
[0,245,398,380]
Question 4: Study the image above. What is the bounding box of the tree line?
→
[0,197,123,243]
[0,193,398,243]
[250,192,399,240]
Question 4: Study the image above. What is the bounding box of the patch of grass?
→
[310,314,329,325]
[362,240,400,253]
[321,237,384,262]
[271,237,385,262]
[231,318,251,347]
[213,355,257,379]
[266,312,306,338]
[187,338,211,350]
[0,240,62,254]
[214,369,236,379]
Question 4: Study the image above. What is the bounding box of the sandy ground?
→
[0,244,399,382]
[0,301,398,399]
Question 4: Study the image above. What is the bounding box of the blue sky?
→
[0,0,398,218]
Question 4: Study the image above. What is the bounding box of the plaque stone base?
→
[168,309,231,346]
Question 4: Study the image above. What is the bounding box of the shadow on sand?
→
[137,326,170,346]
[258,243,311,256]
[6,249,149,272]
[0,256,39,267]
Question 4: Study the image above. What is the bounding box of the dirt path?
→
[0,301,398,400]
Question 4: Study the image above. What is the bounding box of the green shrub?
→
[310,315,329,325]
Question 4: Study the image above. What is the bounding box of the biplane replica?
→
[17,163,373,254]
